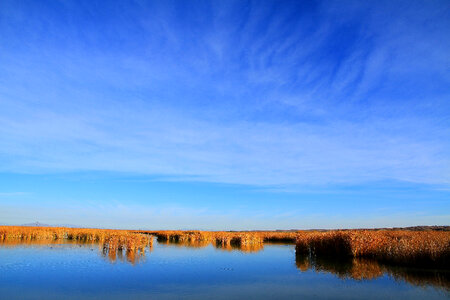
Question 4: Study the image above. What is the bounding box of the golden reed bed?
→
[139,230,297,252]
[1,226,449,267]
[0,226,151,253]
[142,230,297,243]
[295,230,450,268]
[145,229,449,268]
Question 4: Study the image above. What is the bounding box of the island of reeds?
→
[0,226,151,263]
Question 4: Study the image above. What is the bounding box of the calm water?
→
[0,239,448,300]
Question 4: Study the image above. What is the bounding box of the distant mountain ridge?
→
[21,221,50,227]
[20,221,83,228]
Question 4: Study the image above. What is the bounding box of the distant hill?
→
[20,221,82,228]
[20,221,50,227]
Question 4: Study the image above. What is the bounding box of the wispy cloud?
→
[0,0,448,187]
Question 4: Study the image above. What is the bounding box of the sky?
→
[0,0,449,229]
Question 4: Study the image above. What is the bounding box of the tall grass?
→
[295,230,450,268]
[3,227,448,268]
[0,226,152,254]
[142,229,450,263]
[144,230,269,251]
[145,230,297,246]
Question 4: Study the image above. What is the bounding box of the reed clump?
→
[152,230,214,243]
[256,231,298,243]
[0,226,152,254]
[215,242,264,253]
[144,230,270,251]
[146,229,450,263]
[214,232,264,247]
[295,230,450,268]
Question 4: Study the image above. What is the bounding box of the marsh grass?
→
[144,230,299,251]
[3,227,448,268]
[0,226,152,261]
[142,229,450,263]
[145,230,267,251]
[295,230,450,268]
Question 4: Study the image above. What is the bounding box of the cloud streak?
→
[0,0,449,187]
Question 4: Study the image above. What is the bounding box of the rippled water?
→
[0,239,448,299]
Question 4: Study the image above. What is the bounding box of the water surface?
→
[0,239,448,299]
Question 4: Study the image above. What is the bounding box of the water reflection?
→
[2,238,448,291]
[295,251,450,290]
[157,239,210,248]
[154,239,450,290]
[158,238,265,253]
[0,239,93,247]
[214,242,264,253]
[101,246,147,265]
[0,239,150,265]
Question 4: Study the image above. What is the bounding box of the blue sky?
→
[0,0,449,229]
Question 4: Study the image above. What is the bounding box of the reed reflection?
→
[157,238,265,253]
[0,239,152,265]
[101,245,149,265]
[157,239,210,249]
[214,242,264,253]
[295,249,450,290]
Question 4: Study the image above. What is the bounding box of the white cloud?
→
[0,0,448,187]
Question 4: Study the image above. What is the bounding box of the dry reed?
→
[142,230,270,251]
[141,229,450,265]
[0,226,152,254]
[3,227,448,269]
[295,230,450,268]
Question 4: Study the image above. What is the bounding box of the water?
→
[0,239,448,299]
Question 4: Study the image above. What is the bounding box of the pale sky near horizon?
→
[0,0,449,229]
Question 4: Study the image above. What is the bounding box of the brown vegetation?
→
[143,230,265,252]
[141,230,297,250]
[295,230,450,268]
[140,229,450,264]
[2,227,449,268]
[0,226,152,258]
